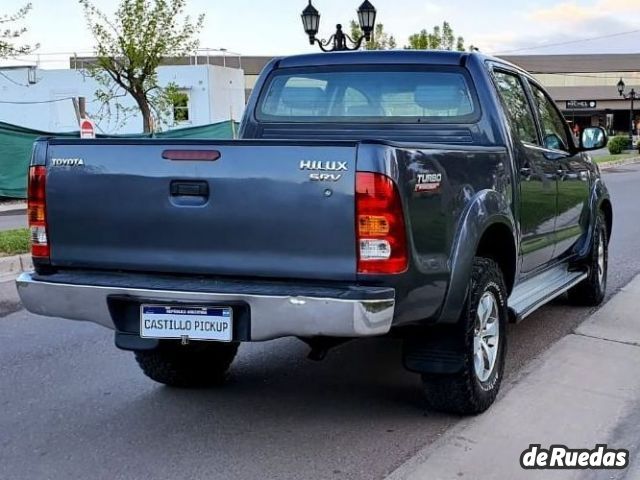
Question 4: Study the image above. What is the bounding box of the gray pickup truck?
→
[18,51,612,414]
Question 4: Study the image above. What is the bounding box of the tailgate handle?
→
[170,181,209,197]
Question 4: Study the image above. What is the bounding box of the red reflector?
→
[28,165,50,260]
[31,240,49,258]
[162,150,221,161]
[356,172,408,274]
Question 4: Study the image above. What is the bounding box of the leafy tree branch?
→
[79,0,204,133]
[0,3,39,59]
[349,21,397,50]
[406,22,466,51]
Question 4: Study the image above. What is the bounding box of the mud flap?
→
[402,327,466,375]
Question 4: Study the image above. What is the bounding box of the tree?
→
[406,21,465,51]
[0,3,38,59]
[79,0,204,133]
[349,21,397,50]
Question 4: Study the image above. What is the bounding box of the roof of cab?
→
[275,50,499,69]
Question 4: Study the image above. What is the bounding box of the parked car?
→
[17,51,611,414]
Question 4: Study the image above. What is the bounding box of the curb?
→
[0,254,33,282]
[598,156,640,170]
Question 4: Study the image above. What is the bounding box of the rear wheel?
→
[568,211,608,306]
[421,257,508,415]
[135,341,239,388]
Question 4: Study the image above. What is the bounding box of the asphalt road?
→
[0,164,639,480]
[0,211,27,231]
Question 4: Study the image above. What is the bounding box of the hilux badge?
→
[299,160,347,182]
[299,161,348,171]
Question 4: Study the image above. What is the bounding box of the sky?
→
[4,0,640,68]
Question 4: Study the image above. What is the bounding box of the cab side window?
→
[492,70,538,145]
[530,84,571,152]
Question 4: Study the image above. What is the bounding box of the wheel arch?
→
[475,222,517,295]
[600,197,613,244]
[438,189,517,324]
[576,178,612,258]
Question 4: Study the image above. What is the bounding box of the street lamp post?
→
[301,0,377,52]
[617,78,638,146]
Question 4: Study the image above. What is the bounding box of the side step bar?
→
[508,265,588,323]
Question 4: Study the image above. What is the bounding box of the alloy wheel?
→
[473,291,500,383]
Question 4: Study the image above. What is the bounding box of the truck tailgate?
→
[45,140,358,281]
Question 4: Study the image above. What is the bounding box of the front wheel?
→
[135,341,239,388]
[421,257,508,415]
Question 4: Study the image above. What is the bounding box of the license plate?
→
[140,305,233,342]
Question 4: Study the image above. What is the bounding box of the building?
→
[71,54,270,104]
[503,53,640,136]
[0,63,246,134]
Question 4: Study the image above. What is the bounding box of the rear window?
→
[257,67,478,123]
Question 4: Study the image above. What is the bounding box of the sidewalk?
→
[0,200,26,214]
[0,254,32,283]
[387,276,640,480]
[599,155,640,170]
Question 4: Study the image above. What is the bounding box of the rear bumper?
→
[16,272,396,341]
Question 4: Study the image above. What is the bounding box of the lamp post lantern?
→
[617,77,638,146]
[301,0,377,52]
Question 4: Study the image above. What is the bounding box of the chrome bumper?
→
[16,272,395,341]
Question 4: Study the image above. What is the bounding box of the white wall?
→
[0,64,245,134]
[208,65,246,124]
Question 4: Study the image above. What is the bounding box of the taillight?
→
[28,166,50,260]
[356,172,408,274]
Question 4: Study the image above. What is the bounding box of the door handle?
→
[556,168,567,179]
[520,167,532,176]
[170,181,209,197]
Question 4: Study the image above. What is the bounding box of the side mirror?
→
[580,127,608,151]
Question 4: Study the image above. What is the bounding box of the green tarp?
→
[0,120,237,198]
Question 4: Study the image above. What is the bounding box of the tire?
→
[134,341,239,388]
[421,257,508,415]
[568,211,608,306]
